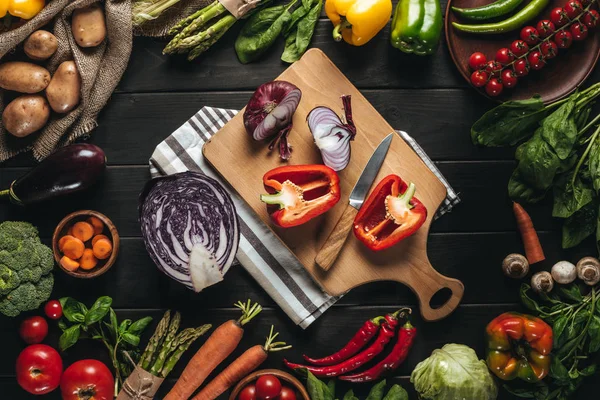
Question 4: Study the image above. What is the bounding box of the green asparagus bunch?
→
[138,310,211,378]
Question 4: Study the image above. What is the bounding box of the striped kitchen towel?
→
[149,107,460,328]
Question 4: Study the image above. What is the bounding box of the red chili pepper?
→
[260,164,341,228]
[285,318,399,377]
[353,175,427,251]
[339,320,417,382]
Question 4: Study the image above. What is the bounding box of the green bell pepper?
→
[390,0,442,56]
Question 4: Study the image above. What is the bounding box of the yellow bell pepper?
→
[0,0,45,20]
[325,0,392,46]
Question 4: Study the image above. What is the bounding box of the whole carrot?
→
[164,300,262,400]
[192,326,291,400]
[513,202,545,264]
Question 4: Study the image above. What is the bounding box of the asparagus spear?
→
[176,14,237,53]
[159,324,212,377]
[187,16,236,60]
[139,310,171,370]
[168,0,220,35]
[163,3,228,54]
[147,312,181,374]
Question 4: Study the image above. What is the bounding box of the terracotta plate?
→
[445,0,600,102]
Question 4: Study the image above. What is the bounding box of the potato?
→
[0,62,51,93]
[46,61,81,113]
[24,30,59,61]
[3,95,50,138]
[71,4,106,48]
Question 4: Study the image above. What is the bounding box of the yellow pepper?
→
[0,0,45,20]
[325,0,392,46]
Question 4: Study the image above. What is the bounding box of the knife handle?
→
[315,205,359,271]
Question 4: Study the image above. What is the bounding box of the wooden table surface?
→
[2,3,600,398]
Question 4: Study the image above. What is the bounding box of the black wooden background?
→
[1,3,600,398]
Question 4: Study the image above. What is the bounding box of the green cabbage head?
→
[410,343,498,400]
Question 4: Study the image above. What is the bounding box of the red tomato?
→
[470,70,489,87]
[536,20,555,38]
[468,52,487,70]
[484,60,502,77]
[485,78,503,97]
[541,41,558,59]
[583,10,599,28]
[495,48,514,65]
[238,384,257,400]
[501,69,518,89]
[19,316,48,344]
[16,344,62,395]
[520,26,539,45]
[44,300,63,320]
[570,22,589,40]
[510,40,529,57]
[279,386,297,400]
[527,51,545,70]
[60,360,114,400]
[554,30,573,48]
[255,375,282,400]
[564,0,583,19]
[513,59,529,77]
[550,7,569,27]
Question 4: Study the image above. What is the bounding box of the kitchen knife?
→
[315,133,394,271]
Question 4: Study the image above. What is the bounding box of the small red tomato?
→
[555,30,573,48]
[468,52,487,70]
[19,316,48,344]
[564,0,583,19]
[470,70,489,87]
[571,22,589,40]
[16,344,63,395]
[485,60,502,77]
[44,300,63,320]
[279,387,298,400]
[495,47,514,65]
[238,385,257,400]
[550,7,569,27]
[583,10,599,29]
[501,69,518,89]
[513,59,529,77]
[536,20,555,38]
[485,78,503,97]
[510,40,529,57]
[541,41,558,59]
[520,26,539,45]
[255,375,282,400]
[527,50,545,70]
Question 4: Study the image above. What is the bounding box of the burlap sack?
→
[0,0,132,162]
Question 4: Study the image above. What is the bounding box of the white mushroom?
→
[576,257,600,286]
[531,271,554,293]
[551,261,577,284]
[502,254,529,279]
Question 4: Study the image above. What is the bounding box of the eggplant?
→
[0,143,106,205]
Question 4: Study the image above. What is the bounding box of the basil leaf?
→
[580,364,597,377]
[552,173,594,218]
[327,380,335,397]
[128,316,153,336]
[59,324,81,351]
[540,98,578,160]
[58,319,68,331]
[508,169,547,204]
[60,297,88,323]
[366,380,387,400]
[516,130,562,191]
[122,332,141,346]
[343,390,359,400]
[557,284,583,302]
[119,319,132,334]
[306,371,334,400]
[471,96,546,147]
[550,357,569,382]
[85,296,112,326]
[588,315,600,352]
[109,308,119,341]
[562,201,597,248]
[383,384,409,400]
[520,284,543,313]
[589,139,600,192]
[552,316,569,348]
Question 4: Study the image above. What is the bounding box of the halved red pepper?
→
[353,174,427,251]
[260,165,341,228]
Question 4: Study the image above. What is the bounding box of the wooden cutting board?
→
[203,49,464,321]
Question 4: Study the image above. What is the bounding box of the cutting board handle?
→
[409,267,464,322]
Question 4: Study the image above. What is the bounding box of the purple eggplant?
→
[0,143,106,205]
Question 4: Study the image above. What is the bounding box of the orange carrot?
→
[191,326,291,400]
[60,256,79,271]
[62,238,85,260]
[513,202,545,264]
[164,300,263,400]
[58,235,76,251]
[79,249,98,270]
[92,234,110,246]
[87,216,104,235]
[92,239,112,260]
[72,221,95,242]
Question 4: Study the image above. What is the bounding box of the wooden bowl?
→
[52,210,120,278]
[229,369,310,400]
[445,0,600,102]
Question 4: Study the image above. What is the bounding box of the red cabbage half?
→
[139,171,240,292]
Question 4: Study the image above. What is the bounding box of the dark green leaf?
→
[541,98,578,160]
[60,297,88,323]
[85,296,112,326]
[553,316,569,348]
[562,201,597,248]
[366,380,387,400]
[59,324,81,351]
[282,5,309,36]
[326,380,335,397]
[58,319,68,331]
[520,284,542,313]
[471,96,546,147]
[383,384,409,400]
[552,173,594,218]
[295,0,321,53]
[589,139,600,192]
[508,169,547,204]
[128,316,153,336]
[281,32,300,63]
[342,390,359,400]
[588,315,600,352]
[550,357,569,382]
[557,284,583,302]
[516,129,562,191]
[119,319,132,334]
[580,363,597,376]
[575,105,591,131]
[109,308,118,341]
[306,371,335,400]
[122,332,141,346]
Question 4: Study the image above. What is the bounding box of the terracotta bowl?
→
[52,210,120,278]
[229,369,310,400]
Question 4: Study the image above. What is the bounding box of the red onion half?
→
[307,95,357,171]
[243,80,302,160]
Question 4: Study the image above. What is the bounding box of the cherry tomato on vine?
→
[238,385,257,400]
[44,300,62,320]
[527,51,545,70]
[564,0,583,19]
[255,375,282,400]
[513,59,529,77]
[485,60,502,77]
[554,30,573,48]
[541,41,558,59]
[485,78,503,97]
[520,26,539,45]
[468,52,487,70]
[536,20,555,38]
[550,7,569,27]
[510,40,529,57]
[471,70,489,87]
[495,48,514,64]
[571,22,589,40]
[583,10,599,29]
[501,69,518,89]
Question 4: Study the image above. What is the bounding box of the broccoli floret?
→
[34,242,54,275]
[0,265,20,296]
[34,274,53,304]
[0,221,39,242]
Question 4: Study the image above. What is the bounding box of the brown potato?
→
[71,4,106,48]
[24,30,59,61]
[46,61,81,113]
[0,62,50,93]
[3,95,50,138]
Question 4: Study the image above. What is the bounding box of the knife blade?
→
[315,133,394,271]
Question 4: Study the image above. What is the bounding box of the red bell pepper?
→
[260,165,341,228]
[353,174,427,251]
